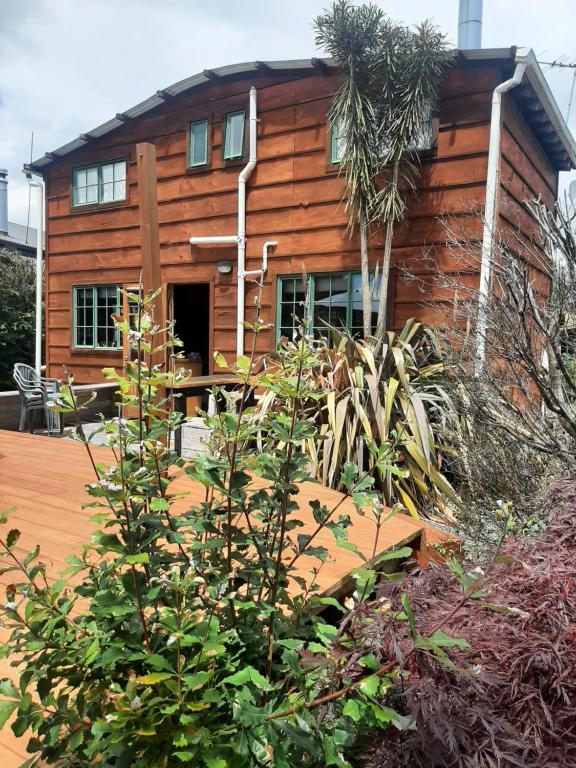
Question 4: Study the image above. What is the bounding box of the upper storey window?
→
[329,106,435,165]
[72,160,127,207]
[188,119,209,168]
[223,110,245,160]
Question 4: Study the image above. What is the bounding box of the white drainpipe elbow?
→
[475,55,528,374]
[242,240,277,279]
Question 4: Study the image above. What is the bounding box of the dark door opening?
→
[172,283,210,375]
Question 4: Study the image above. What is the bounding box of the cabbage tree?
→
[314,1,449,338]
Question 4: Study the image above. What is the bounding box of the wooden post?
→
[136,142,165,366]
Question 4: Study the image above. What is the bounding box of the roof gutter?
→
[475,48,530,374]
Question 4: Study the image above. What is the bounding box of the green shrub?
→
[0,247,36,390]
[0,290,478,767]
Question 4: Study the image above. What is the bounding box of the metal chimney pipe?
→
[0,169,8,235]
[458,0,483,50]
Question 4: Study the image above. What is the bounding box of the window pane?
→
[409,103,434,151]
[86,167,98,185]
[114,161,126,181]
[278,276,307,340]
[190,120,208,166]
[75,169,87,187]
[101,163,114,183]
[350,273,380,334]
[86,184,98,203]
[331,117,346,163]
[113,180,126,200]
[74,287,95,346]
[101,182,114,202]
[74,187,87,206]
[224,111,245,159]
[313,274,347,336]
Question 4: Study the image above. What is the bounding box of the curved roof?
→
[25,49,576,175]
[25,58,337,174]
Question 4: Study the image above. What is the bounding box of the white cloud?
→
[1,0,575,223]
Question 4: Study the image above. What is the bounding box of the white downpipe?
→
[237,87,258,357]
[27,176,44,375]
[475,58,528,374]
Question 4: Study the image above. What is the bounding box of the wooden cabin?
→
[26,48,576,383]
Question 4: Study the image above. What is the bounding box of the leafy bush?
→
[0,247,36,390]
[357,489,576,767]
[0,290,473,767]
[256,319,461,521]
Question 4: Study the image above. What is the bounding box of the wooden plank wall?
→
[498,95,557,295]
[44,64,551,383]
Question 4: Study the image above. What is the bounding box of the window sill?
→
[69,198,130,215]
[185,164,211,175]
[69,347,123,355]
[220,157,247,170]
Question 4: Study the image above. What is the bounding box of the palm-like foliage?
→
[314,1,450,338]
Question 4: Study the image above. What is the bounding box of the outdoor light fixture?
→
[217,260,233,274]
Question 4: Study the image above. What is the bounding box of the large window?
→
[188,119,209,168]
[72,160,127,207]
[223,110,245,160]
[73,285,120,349]
[277,272,380,341]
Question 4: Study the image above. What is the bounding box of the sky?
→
[1,0,576,225]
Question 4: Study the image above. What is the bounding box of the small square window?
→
[223,110,245,160]
[189,119,209,167]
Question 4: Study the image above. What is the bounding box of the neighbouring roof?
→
[24,48,576,176]
[0,221,42,255]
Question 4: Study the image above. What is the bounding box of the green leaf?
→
[0,699,18,730]
[205,758,228,768]
[359,675,379,697]
[222,666,272,691]
[415,631,470,651]
[136,673,173,685]
[125,553,150,565]
[150,498,170,513]
[372,546,413,565]
[6,529,20,550]
[0,680,19,698]
[358,653,379,671]
[400,594,416,638]
[342,699,362,722]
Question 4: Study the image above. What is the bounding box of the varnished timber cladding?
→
[44,64,558,382]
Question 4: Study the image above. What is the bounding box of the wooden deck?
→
[0,430,429,764]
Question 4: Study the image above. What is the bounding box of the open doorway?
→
[171,283,210,375]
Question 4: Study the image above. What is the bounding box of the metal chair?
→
[13,364,62,434]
